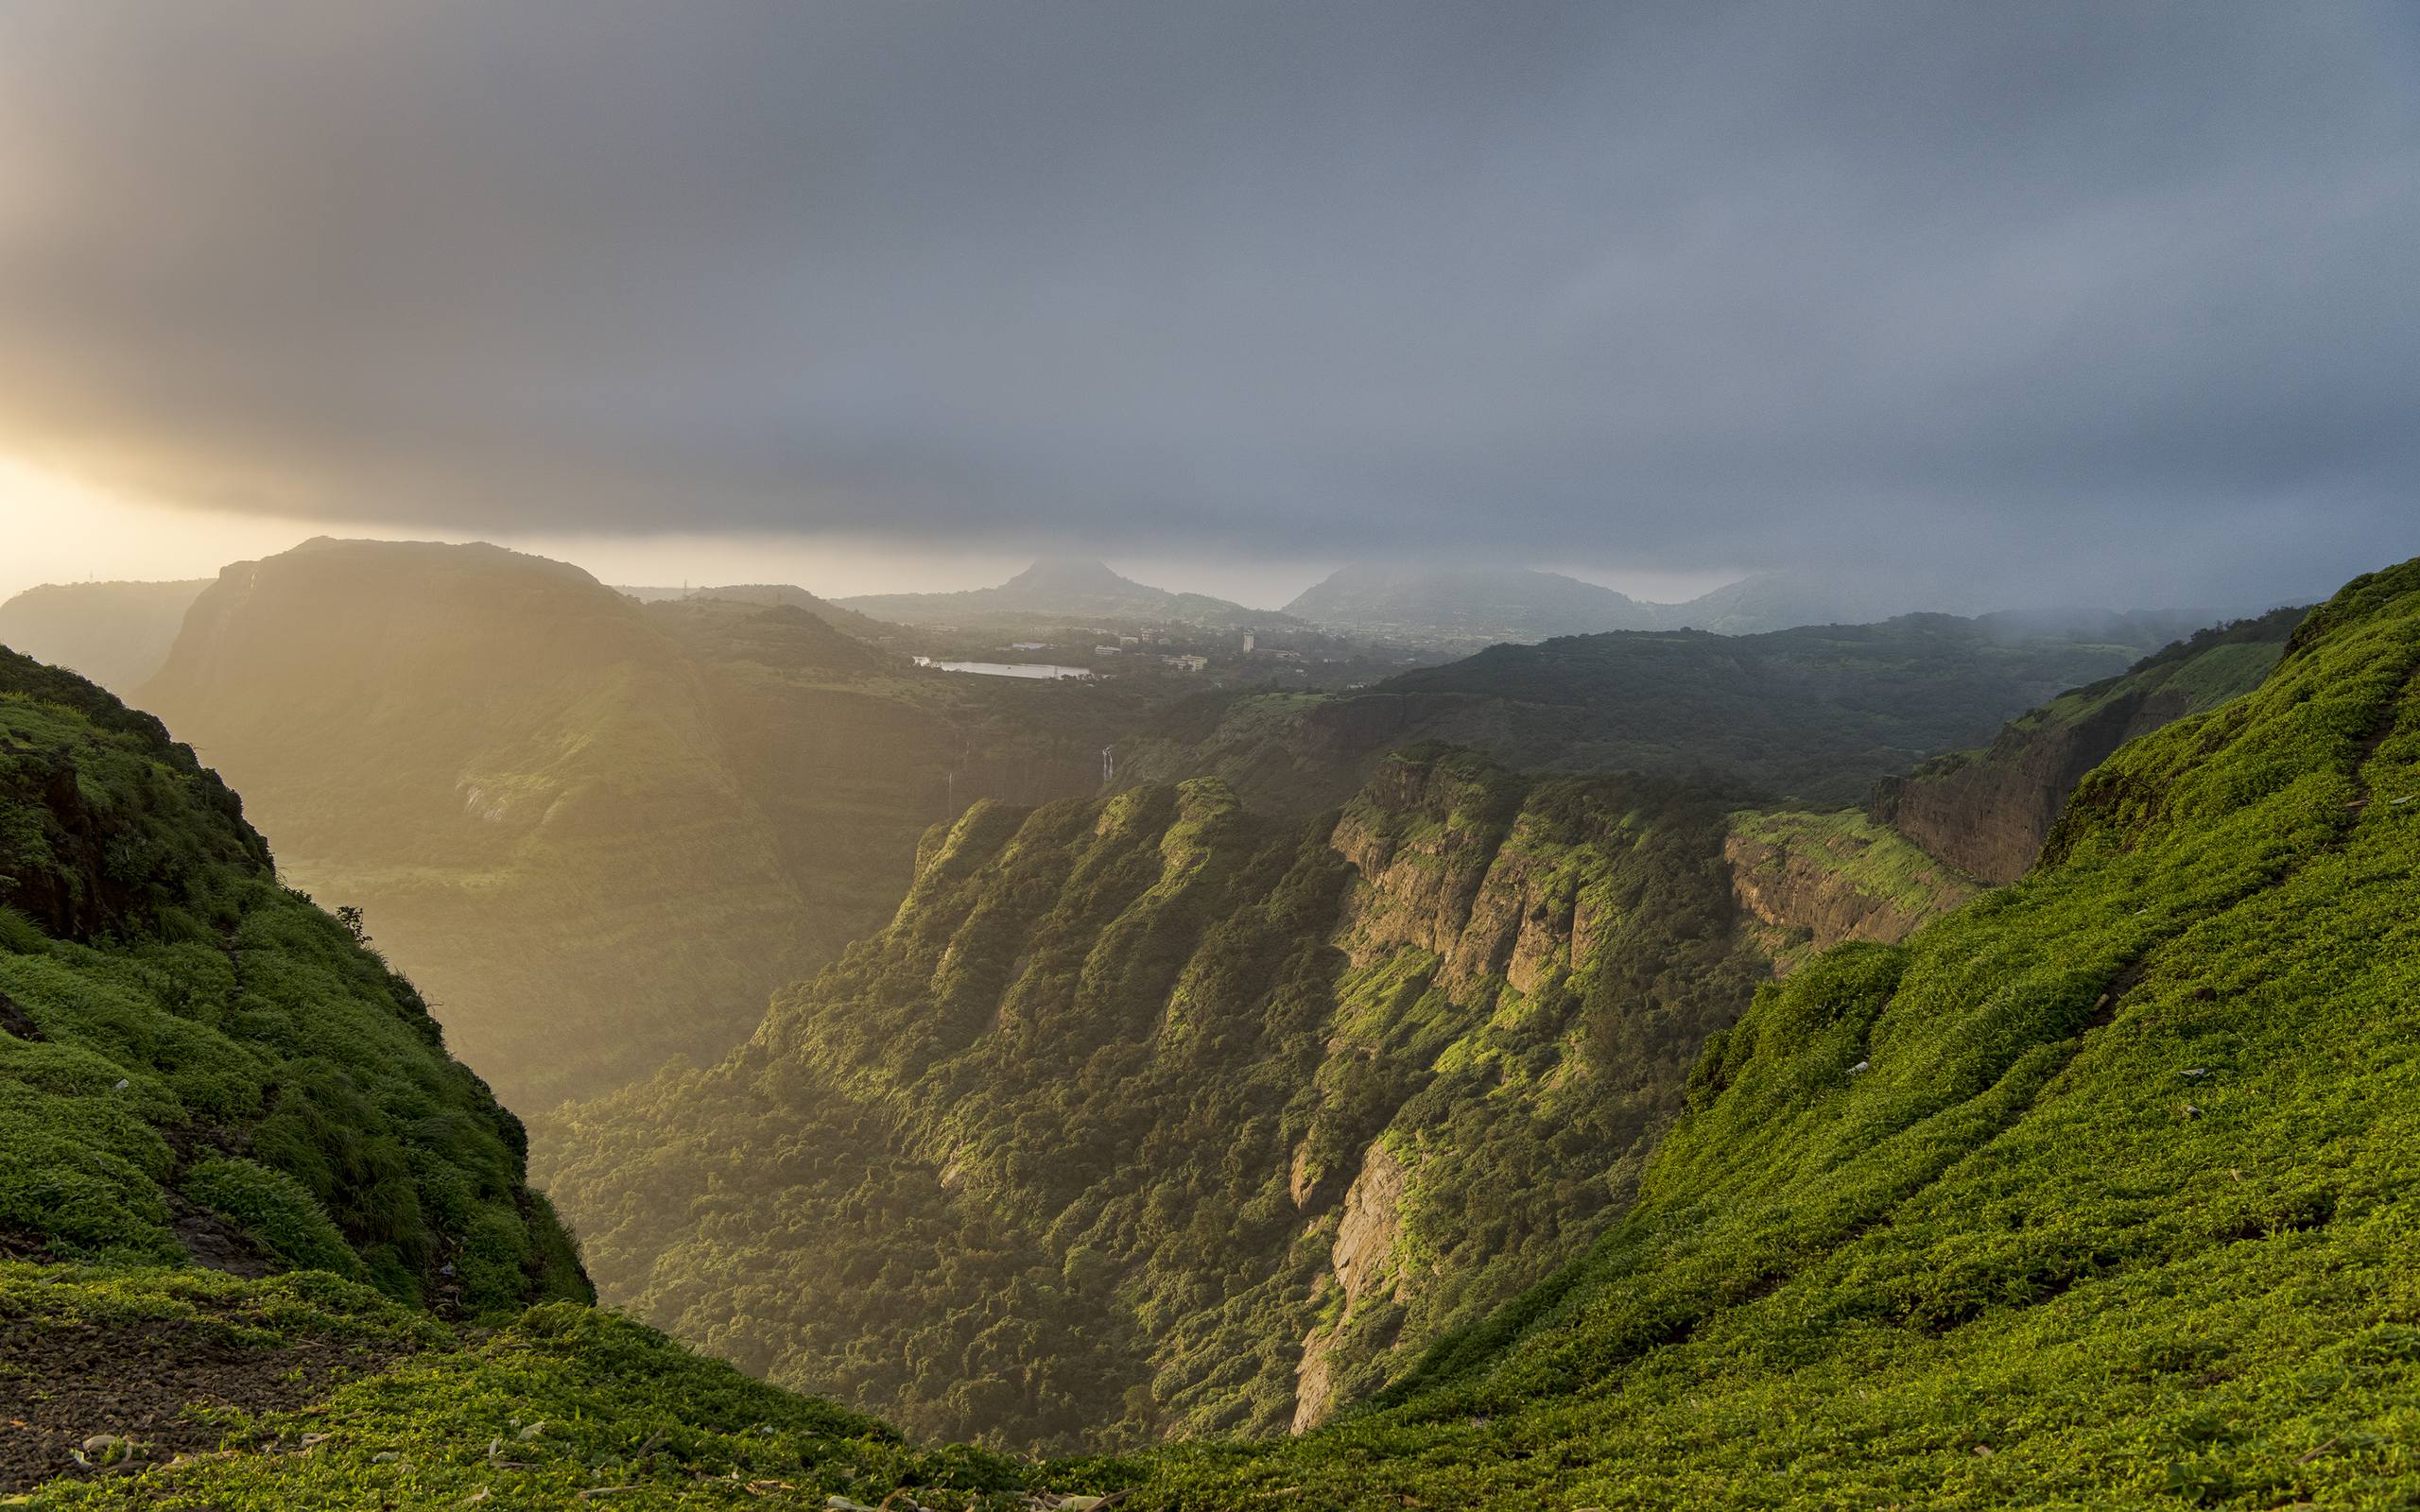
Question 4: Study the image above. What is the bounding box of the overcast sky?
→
[2,2,2414,608]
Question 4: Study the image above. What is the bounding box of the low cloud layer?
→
[3,3,2413,605]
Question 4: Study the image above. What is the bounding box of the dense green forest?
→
[3,557,2414,1510]
[1117,612,2181,815]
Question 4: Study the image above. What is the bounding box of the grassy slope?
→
[0,648,585,1309]
[9,1264,1050,1510]
[1126,558,2420,1507]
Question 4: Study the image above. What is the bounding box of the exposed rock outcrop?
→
[1295,1140,1409,1433]
[1722,812,1975,971]
[1870,608,2299,883]
[1870,695,2180,884]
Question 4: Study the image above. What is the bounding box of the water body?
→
[913,658,1094,680]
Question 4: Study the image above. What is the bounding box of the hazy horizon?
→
[4,3,2413,613]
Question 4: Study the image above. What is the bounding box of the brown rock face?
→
[1328,753,1591,997]
[1295,1140,1409,1433]
[1871,691,2195,885]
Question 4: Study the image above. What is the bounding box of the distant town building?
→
[1010,641,1048,651]
[1093,644,1124,656]
[1241,633,1256,653]
[1172,654,1209,672]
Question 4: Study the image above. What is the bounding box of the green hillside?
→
[1120,613,2166,815]
[0,645,587,1308]
[1123,558,2420,1505]
[1874,605,2305,883]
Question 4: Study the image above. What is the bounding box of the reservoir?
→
[912,658,1094,680]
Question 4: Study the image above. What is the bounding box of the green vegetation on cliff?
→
[538,749,1769,1451]
[1121,558,2420,1507]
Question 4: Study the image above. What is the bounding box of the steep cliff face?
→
[1722,809,1977,971]
[1293,1140,1409,1432]
[541,747,1769,1452]
[1870,606,2301,883]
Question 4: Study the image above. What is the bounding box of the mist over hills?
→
[0,577,210,693]
[838,558,1313,633]
[137,539,821,1105]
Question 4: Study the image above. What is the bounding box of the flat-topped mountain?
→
[838,558,1307,631]
[136,538,821,1105]
[128,540,1179,1106]
[614,581,907,644]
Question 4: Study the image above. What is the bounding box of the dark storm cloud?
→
[2,2,2414,603]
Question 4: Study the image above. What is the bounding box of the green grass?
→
[9,1265,1062,1512]
[0,646,585,1311]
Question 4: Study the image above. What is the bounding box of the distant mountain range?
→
[836,558,1312,631]
[613,581,906,643]
[1285,564,1999,645]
